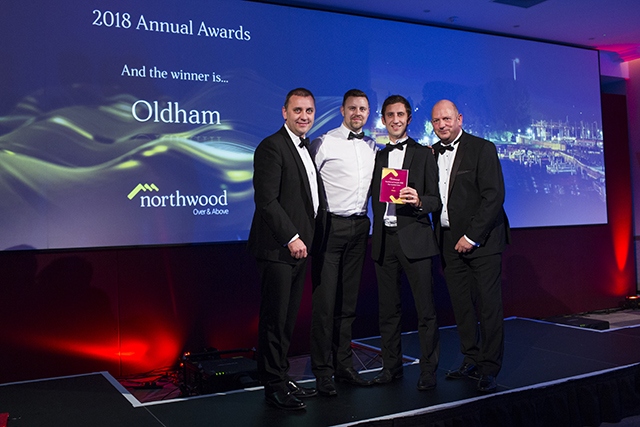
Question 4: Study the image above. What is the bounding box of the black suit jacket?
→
[433,131,510,257]
[371,138,441,263]
[248,126,326,264]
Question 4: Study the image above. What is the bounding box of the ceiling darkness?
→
[257,0,640,62]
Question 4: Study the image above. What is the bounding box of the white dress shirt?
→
[437,131,462,228]
[310,124,377,217]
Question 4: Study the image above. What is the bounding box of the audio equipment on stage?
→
[180,348,259,396]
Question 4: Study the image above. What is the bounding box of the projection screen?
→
[0,0,606,250]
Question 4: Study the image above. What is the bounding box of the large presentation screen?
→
[0,0,605,251]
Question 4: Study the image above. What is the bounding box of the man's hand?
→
[288,237,308,259]
[399,187,421,208]
[454,237,474,254]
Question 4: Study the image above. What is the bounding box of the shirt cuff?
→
[464,235,480,247]
[287,234,300,245]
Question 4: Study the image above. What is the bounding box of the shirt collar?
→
[389,136,409,146]
[284,124,305,147]
[340,124,364,139]
[444,130,463,146]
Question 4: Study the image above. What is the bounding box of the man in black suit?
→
[431,99,510,393]
[248,88,324,410]
[370,95,441,391]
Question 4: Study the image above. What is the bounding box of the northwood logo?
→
[127,183,228,210]
[128,183,160,200]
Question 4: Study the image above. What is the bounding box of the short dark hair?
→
[342,89,369,107]
[381,95,411,118]
[284,88,315,109]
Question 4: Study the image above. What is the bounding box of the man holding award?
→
[370,95,442,391]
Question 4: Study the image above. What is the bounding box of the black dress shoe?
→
[477,375,497,392]
[335,367,373,386]
[445,363,479,380]
[265,389,306,410]
[417,372,437,391]
[372,368,403,385]
[287,380,317,398]
[316,376,337,396]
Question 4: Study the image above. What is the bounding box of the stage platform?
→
[1,317,640,427]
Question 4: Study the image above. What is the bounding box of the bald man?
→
[431,99,510,393]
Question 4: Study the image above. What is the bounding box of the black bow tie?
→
[299,137,310,149]
[348,131,364,140]
[387,141,406,151]
[437,142,457,155]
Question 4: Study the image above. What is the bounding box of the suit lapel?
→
[380,147,390,165]
[433,142,442,163]
[402,139,415,170]
[448,134,466,197]
[374,149,390,205]
[280,126,313,205]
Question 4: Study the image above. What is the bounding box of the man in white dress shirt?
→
[309,89,377,396]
